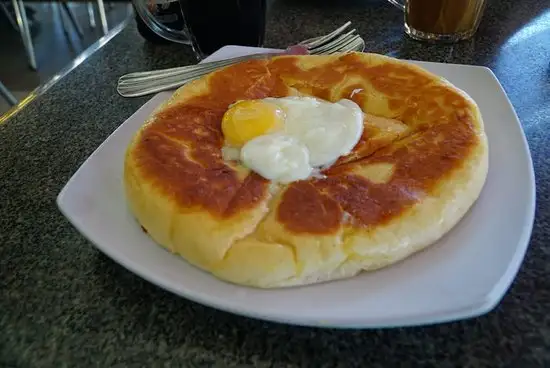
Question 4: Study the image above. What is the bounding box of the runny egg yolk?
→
[221,100,284,147]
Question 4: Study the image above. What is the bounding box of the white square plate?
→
[57,46,535,328]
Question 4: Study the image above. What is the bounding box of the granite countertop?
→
[1,0,549,366]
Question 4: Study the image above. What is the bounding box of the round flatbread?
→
[124,52,488,288]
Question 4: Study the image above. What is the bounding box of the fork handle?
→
[118,45,310,85]
[116,55,263,97]
[117,76,200,97]
[118,52,281,84]
[118,67,216,97]
[117,45,311,98]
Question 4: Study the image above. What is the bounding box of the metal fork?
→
[117,22,365,98]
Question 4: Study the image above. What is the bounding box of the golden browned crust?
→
[124,52,488,288]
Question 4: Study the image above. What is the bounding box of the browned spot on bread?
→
[277,181,343,234]
[270,54,478,234]
[134,128,268,218]
[131,52,479,235]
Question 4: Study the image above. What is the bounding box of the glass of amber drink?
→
[386,0,488,43]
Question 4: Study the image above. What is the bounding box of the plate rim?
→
[57,46,536,328]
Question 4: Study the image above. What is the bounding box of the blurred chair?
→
[87,2,95,28]
[59,2,84,38]
[0,81,18,106]
[9,0,37,70]
[1,1,111,70]
[0,1,17,29]
[87,0,108,35]
[58,1,110,37]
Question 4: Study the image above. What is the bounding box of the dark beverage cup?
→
[179,0,267,59]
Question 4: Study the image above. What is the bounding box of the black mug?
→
[133,0,267,59]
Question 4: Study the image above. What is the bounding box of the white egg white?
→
[240,134,312,183]
[228,97,364,183]
[265,97,364,167]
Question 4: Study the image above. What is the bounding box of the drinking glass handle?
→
[386,0,405,11]
[132,0,191,45]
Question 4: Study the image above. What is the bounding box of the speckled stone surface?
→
[1,0,549,366]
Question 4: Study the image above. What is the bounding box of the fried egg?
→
[221,97,364,183]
